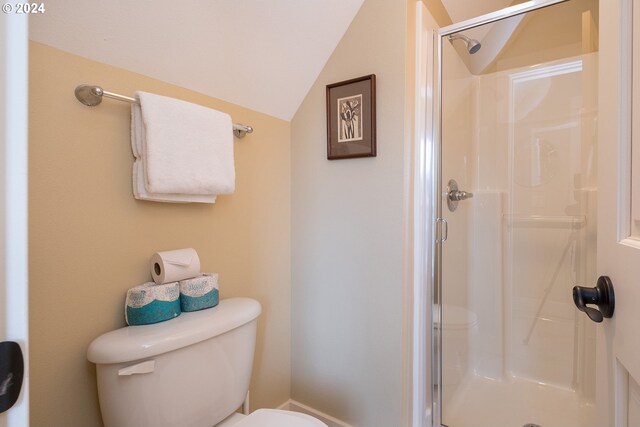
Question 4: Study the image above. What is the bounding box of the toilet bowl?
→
[87,298,327,427]
[440,304,478,405]
[219,409,326,427]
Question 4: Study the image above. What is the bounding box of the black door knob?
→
[0,341,24,414]
[573,275,615,323]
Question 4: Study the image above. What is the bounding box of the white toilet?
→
[87,297,326,427]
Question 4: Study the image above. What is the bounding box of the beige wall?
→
[421,0,452,27]
[28,42,291,427]
[290,0,409,425]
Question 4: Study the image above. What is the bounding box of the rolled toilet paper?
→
[150,248,201,284]
[125,282,180,326]
[179,273,219,312]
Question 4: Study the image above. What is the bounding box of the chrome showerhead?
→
[448,33,482,55]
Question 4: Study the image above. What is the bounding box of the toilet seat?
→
[232,409,327,427]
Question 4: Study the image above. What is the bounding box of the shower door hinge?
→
[436,218,448,243]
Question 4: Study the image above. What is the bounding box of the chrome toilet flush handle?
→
[446,179,473,212]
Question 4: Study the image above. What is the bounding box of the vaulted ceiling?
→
[30,0,366,121]
[29,0,526,121]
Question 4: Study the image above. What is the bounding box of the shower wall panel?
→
[441,40,476,405]
[469,190,504,380]
[469,54,598,390]
[441,40,474,312]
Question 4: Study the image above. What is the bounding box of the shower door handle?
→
[573,276,615,323]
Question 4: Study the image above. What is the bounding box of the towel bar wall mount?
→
[74,84,254,139]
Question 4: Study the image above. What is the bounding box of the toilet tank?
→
[87,298,261,427]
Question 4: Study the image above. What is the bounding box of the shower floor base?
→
[443,375,598,427]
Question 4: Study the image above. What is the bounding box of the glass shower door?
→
[437,1,599,426]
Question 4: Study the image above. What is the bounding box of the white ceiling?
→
[30,1,520,120]
[30,0,365,121]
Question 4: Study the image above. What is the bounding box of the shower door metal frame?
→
[429,1,570,425]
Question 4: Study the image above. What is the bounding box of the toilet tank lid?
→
[87,297,261,364]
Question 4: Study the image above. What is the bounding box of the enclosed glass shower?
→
[435,1,599,426]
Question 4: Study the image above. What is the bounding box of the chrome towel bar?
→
[74,84,254,139]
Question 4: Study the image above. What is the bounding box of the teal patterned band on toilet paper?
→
[179,273,219,312]
[125,282,180,326]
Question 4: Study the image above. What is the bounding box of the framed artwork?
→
[326,74,376,160]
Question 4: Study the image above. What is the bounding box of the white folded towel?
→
[131,91,235,203]
[132,161,217,203]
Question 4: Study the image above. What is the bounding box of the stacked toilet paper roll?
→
[150,248,200,284]
[179,273,219,312]
[124,248,222,326]
[125,282,180,326]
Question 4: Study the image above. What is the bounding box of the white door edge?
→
[0,11,29,427]
[598,0,640,425]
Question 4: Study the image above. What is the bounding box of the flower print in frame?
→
[326,74,376,160]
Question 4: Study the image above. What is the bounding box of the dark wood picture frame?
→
[326,74,376,160]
